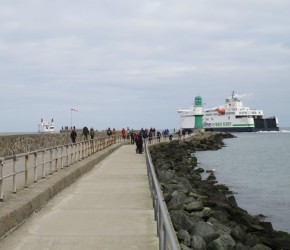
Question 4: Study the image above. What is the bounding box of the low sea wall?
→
[0,133,72,157]
[149,132,290,250]
[0,132,112,157]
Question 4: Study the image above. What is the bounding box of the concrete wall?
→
[0,132,112,157]
[0,133,74,157]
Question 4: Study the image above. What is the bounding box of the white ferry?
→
[38,118,56,133]
[178,92,279,132]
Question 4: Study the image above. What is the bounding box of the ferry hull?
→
[204,127,279,133]
[204,117,279,132]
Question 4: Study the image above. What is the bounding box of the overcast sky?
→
[1,0,290,132]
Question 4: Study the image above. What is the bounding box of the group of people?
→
[132,128,158,154]
[69,127,181,151]
[70,126,96,143]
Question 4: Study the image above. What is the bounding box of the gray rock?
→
[207,234,236,250]
[180,243,193,250]
[177,230,191,247]
[212,209,230,223]
[188,192,208,201]
[191,221,219,243]
[167,191,187,210]
[207,173,216,181]
[228,222,247,243]
[170,210,201,233]
[184,197,196,204]
[245,234,260,247]
[208,219,231,236]
[249,244,271,250]
[235,242,250,250]
[184,201,204,212]
[195,167,205,173]
[157,169,176,183]
[190,235,206,250]
[191,207,213,219]
[228,195,238,207]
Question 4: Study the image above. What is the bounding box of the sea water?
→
[195,129,290,233]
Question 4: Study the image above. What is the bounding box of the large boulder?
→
[191,221,219,243]
[208,218,231,236]
[190,207,213,219]
[167,191,187,210]
[250,244,271,250]
[227,221,247,243]
[170,210,202,233]
[183,201,204,212]
[177,230,191,247]
[207,234,236,250]
[180,243,193,250]
[190,235,206,250]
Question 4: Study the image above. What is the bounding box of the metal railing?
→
[0,135,124,201]
[144,137,180,250]
[143,133,194,250]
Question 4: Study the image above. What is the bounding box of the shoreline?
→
[149,132,290,250]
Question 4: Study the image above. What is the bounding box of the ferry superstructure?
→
[178,92,279,132]
[38,118,56,133]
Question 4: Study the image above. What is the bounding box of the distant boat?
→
[38,118,56,133]
[178,92,279,132]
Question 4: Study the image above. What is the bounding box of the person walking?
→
[82,126,89,140]
[70,129,77,143]
[121,128,126,140]
[130,131,135,144]
[135,133,143,154]
[157,131,161,142]
[90,128,95,139]
[107,127,112,136]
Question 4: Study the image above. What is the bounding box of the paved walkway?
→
[0,145,158,250]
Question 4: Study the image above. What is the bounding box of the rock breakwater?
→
[149,132,290,250]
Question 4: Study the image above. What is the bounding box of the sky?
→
[1,0,290,132]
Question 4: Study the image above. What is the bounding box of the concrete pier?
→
[0,145,158,249]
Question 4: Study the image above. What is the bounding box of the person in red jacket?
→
[121,128,126,140]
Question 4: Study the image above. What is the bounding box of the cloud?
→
[0,0,290,132]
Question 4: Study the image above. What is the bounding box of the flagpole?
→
[71,109,72,129]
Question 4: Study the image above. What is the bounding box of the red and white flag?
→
[71,108,78,112]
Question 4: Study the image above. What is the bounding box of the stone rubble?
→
[150,132,290,250]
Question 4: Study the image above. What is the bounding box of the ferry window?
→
[228,116,230,120]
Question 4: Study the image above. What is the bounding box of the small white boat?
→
[38,118,56,133]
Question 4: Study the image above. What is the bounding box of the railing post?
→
[13,155,17,193]
[74,144,77,163]
[85,141,88,157]
[0,158,4,201]
[25,154,29,188]
[78,143,81,161]
[34,152,38,182]
[70,144,73,165]
[55,147,58,172]
[60,146,64,169]
[93,139,96,153]
[81,142,84,159]
[66,145,69,166]
[49,149,53,174]
[42,150,46,178]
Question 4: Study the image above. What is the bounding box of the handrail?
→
[0,134,124,201]
[144,138,180,250]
